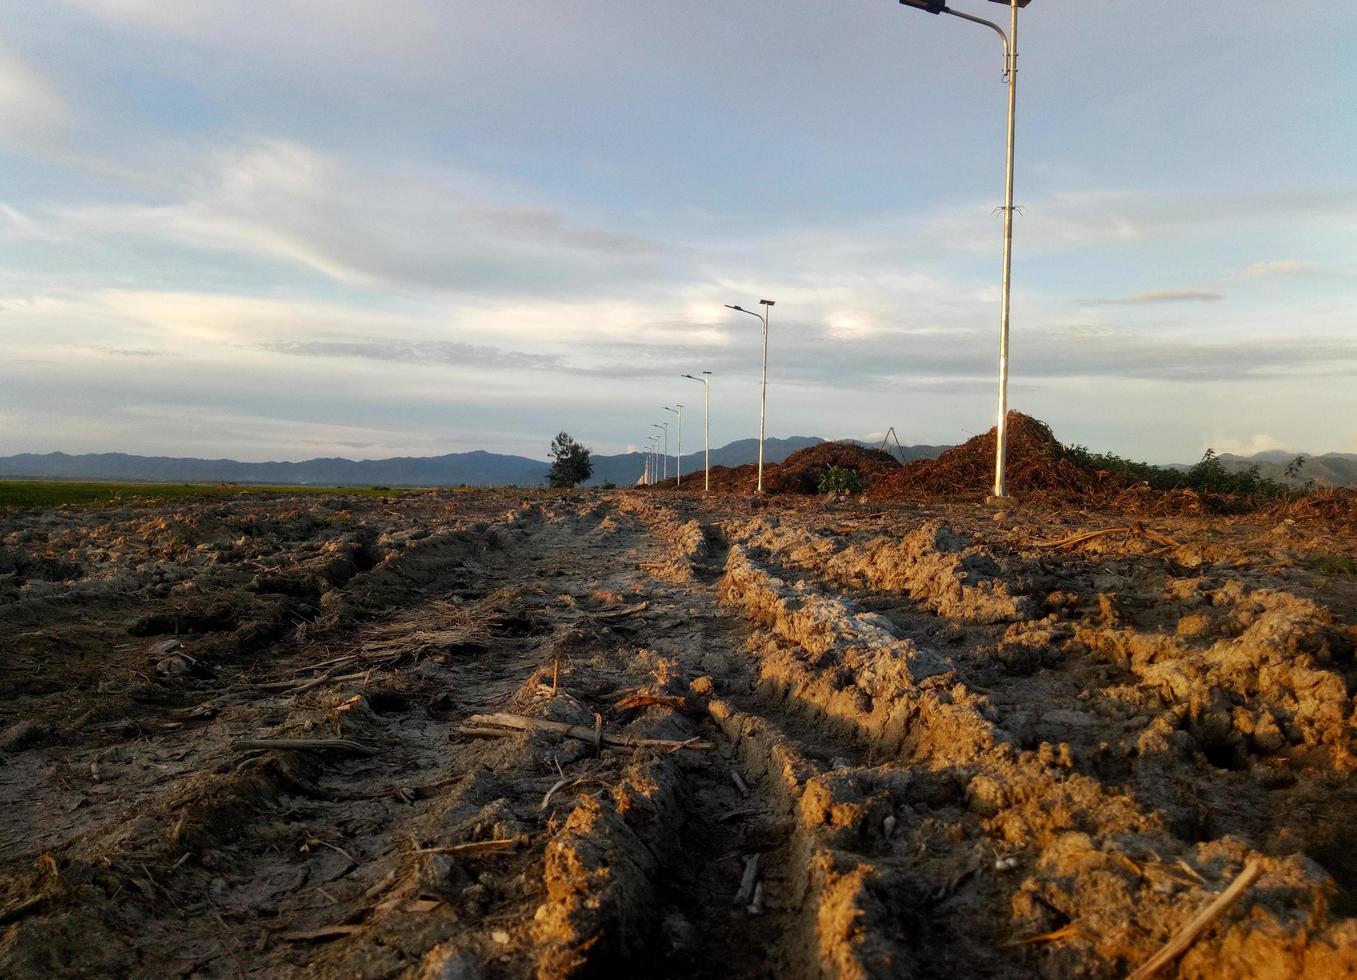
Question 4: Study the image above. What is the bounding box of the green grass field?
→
[0,480,430,510]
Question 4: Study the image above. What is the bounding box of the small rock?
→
[491,930,510,945]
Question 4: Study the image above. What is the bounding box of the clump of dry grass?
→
[361,599,495,663]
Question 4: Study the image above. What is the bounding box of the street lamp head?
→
[725,304,743,312]
[900,0,1031,9]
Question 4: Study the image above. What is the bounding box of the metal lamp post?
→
[651,423,669,482]
[725,299,774,494]
[682,372,712,492]
[897,0,1028,499]
[664,405,683,487]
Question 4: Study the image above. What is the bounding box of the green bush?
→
[1061,445,1298,498]
[818,465,865,496]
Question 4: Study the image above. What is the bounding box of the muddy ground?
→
[1,488,1355,978]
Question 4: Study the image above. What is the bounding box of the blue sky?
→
[1,1,1353,462]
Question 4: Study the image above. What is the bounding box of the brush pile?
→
[866,413,1241,515]
[1267,487,1357,524]
[675,442,900,495]
[763,442,900,494]
[868,413,1139,505]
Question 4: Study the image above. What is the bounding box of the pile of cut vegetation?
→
[762,441,900,494]
[669,442,899,496]
[1268,486,1357,524]
[865,411,1340,517]
[689,462,757,494]
[868,413,1137,504]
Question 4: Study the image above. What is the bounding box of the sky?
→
[0,0,1354,464]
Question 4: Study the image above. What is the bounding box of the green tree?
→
[547,432,593,488]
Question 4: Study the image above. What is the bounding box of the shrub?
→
[818,465,865,496]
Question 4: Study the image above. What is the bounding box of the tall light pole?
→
[682,372,712,492]
[897,0,1028,499]
[725,300,774,494]
[664,405,682,487]
[651,423,669,482]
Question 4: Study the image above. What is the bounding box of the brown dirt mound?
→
[865,413,1346,519]
[701,463,759,494]
[762,441,900,494]
[869,412,1141,504]
[660,442,900,496]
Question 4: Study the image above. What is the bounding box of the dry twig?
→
[1033,523,1183,551]
[233,737,377,756]
[1127,859,1263,979]
[457,712,713,752]
[410,839,517,856]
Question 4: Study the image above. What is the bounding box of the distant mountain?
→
[1218,452,1357,488]
[0,435,954,489]
[0,450,549,488]
[1166,451,1357,488]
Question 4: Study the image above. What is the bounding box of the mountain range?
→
[2,441,1351,489]
[1181,451,1357,488]
[0,437,929,489]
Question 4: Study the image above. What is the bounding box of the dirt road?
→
[1,490,1355,977]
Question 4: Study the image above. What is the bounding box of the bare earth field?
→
[2,488,1356,978]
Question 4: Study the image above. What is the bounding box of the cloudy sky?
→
[1,1,1353,463]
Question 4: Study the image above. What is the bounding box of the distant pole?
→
[725,300,775,494]
[683,372,711,491]
[665,405,682,487]
[651,423,669,482]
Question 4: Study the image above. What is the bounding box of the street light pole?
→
[651,423,669,482]
[725,300,775,494]
[664,405,682,487]
[682,372,712,492]
[897,0,1026,499]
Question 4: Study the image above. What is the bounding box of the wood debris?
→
[457,712,713,752]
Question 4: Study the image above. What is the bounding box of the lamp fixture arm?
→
[942,7,1011,78]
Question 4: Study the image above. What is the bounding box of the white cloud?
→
[1241,259,1310,278]
[1086,290,1224,306]
[1210,433,1291,456]
[50,139,681,297]
[0,41,69,144]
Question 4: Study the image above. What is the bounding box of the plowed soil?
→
[3,488,1356,978]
